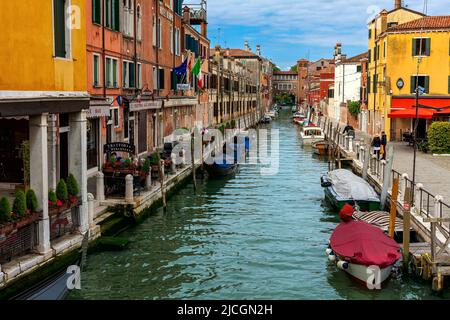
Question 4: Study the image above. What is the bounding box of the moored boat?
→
[205,162,238,178]
[326,216,401,287]
[321,169,380,211]
[312,140,329,155]
[300,127,325,145]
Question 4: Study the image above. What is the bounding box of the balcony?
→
[185,1,207,24]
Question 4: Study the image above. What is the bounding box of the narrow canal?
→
[68,110,444,300]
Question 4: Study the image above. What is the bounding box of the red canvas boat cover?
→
[330,221,401,268]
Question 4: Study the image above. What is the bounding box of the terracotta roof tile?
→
[209,48,260,58]
[389,16,450,31]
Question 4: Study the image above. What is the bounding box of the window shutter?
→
[129,63,135,88]
[54,0,66,58]
[113,60,118,87]
[105,0,110,27]
[114,0,120,31]
[159,69,165,89]
[411,76,416,94]
[367,75,371,94]
[425,38,431,56]
[123,61,127,87]
[93,0,101,23]
[106,59,111,87]
[93,56,99,86]
[373,75,377,93]
[412,39,417,56]
[424,76,429,93]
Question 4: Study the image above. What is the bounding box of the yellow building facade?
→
[0,0,87,92]
[367,6,425,138]
[368,5,450,141]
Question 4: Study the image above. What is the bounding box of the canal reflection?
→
[68,109,448,300]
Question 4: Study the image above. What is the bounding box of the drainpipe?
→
[373,23,378,136]
[102,0,106,98]
[134,0,137,95]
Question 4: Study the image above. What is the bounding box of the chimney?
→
[244,40,250,51]
[395,0,402,9]
[256,45,261,56]
[334,43,342,61]
[380,9,388,33]
[183,6,190,24]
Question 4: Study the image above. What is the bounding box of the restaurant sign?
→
[129,100,162,112]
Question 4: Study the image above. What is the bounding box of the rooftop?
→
[388,15,450,32]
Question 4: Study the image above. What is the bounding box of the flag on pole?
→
[192,58,201,76]
[173,58,188,75]
[198,62,203,89]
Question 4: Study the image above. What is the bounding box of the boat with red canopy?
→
[326,209,402,287]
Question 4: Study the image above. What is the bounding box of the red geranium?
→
[56,200,63,207]
[48,200,54,207]
[71,196,77,205]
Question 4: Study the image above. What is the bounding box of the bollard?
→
[87,193,95,227]
[371,155,377,175]
[434,195,444,218]
[413,183,423,215]
[125,174,134,203]
[380,160,386,184]
[401,173,409,204]
[171,153,176,173]
[146,173,152,190]
[96,172,105,202]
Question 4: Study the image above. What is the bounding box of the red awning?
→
[389,97,450,119]
[388,108,435,119]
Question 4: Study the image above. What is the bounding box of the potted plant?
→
[66,173,80,206]
[26,189,39,213]
[0,197,13,235]
[149,152,161,171]
[56,179,69,208]
[12,191,27,220]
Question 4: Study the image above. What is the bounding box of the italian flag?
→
[192,58,203,89]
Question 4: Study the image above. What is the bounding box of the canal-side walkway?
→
[324,118,450,202]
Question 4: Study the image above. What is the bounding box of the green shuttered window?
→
[92,0,101,24]
[53,0,66,58]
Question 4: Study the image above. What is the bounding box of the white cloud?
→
[208,0,448,48]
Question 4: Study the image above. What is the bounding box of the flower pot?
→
[0,221,15,236]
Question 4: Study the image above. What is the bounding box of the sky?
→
[205,0,448,70]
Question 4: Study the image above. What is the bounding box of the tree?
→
[273,65,281,72]
[290,65,298,72]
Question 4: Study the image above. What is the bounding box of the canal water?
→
[68,109,446,300]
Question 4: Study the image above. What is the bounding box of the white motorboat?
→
[300,126,325,144]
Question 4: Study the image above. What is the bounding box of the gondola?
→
[11,233,88,300]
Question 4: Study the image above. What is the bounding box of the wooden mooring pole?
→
[160,159,167,209]
[403,187,413,271]
[191,133,197,191]
[388,178,399,239]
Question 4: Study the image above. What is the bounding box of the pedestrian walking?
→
[381,131,387,160]
[372,134,381,160]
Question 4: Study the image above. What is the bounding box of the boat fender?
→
[337,261,349,270]
[328,253,336,262]
[320,176,332,188]
[325,248,333,256]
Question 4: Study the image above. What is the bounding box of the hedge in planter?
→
[48,190,59,207]
[428,122,450,154]
[0,197,11,223]
[13,191,27,218]
[56,179,68,202]
[66,174,80,197]
[26,189,39,212]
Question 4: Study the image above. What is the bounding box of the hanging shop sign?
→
[129,100,162,112]
[177,84,191,91]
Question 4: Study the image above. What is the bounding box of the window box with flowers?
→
[48,174,81,217]
[0,190,41,238]
[102,156,151,195]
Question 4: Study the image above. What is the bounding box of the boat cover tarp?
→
[328,169,379,201]
[330,220,401,268]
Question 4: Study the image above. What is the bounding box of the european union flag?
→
[173,58,188,75]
